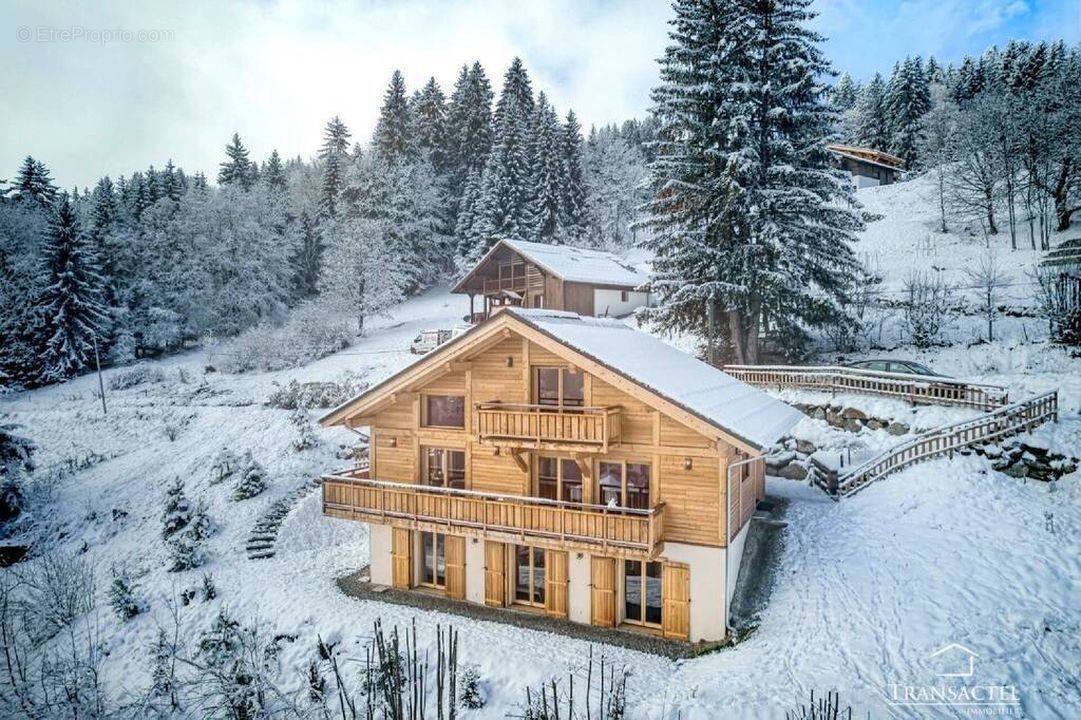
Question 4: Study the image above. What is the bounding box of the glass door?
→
[624,560,662,627]
[420,532,446,589]
[513,545,546,607]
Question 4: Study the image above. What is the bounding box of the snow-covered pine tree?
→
[161,476,192,539]
[108,566,143,620]
[641,0,862,364]
[453,167,483,262]
[290,406,318,452]
[560,110,587,243]
[13,156,58,210]
[35,194,110,382]
[263,150,287,194]
[493,57,535,130]
[232,451,268,500]
[525,92,566,243]
[320,116,351,218]
[885,56,931,168]
[413,77,450,174]
[830,72,859,111]
[852,73,890,149]
[218,132,255,190]
[291,211,323,299]
[210,447,240,484]
[161,160,181,202]
[373,70,414,164]
[446,62,494,203]
[0,421,35,523]
[583,126,648,250]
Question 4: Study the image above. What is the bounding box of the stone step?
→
[248,550,275,560]
[246,541,274,551]
[248,534,276,543]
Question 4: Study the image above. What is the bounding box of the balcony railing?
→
[475,403,621,452]
[322,471,665,559]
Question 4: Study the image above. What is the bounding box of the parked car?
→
[410,329,451,354]
[409,326,471,354]
[845,359,947,377]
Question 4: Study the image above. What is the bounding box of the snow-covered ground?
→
[2,180,1079,718]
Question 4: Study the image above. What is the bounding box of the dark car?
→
[845,359,946,377]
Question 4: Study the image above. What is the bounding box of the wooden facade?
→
[321,311,771,642]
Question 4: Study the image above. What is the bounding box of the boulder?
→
[866,419,885,430]
[1005,461,1029,478]
[812,407,827,420]
[887,422,910,436]
[843,419,863,433]
[766,451,796,469]
[774,463,808,480]
[841,407,867,420]
[796,439,817,455]
[826,411,844,428]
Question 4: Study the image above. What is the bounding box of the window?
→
[423,448,465,489]
[598,461,651,509]
[620,290,629,302]
[420,532,446,588]
[624,560,662,626]
[498,261,526,287]
[534,367,584,408]
[424,395,464,428]
[514,545,546,607]
[537,457,582,503]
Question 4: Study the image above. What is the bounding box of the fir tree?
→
[852,73,890,149]
[373,70,414,163]
[262,150,286,194]
[642,0,861,363]
[830,72,859,111]
[320,116,351,218]
[108,567,143,620]
[446,62,494,202]
[560,111,587,242]
[161,160,181,201]
[218,132,255,190]
[525,92,566,243]
[454,167,482,259]
[161,476,192,539]
[13,156,58,210]
[232,451,268,500]
[885,56,931,168]
[291,211,323,299]
[412,77,449,173]
[35,194,109,382]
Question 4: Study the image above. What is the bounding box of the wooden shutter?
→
[484,541,505,607]
[391,528,411,589]
[445,535,466,600]
[545,550,568,618]
[662,563,690,640]
[590,557,616,628]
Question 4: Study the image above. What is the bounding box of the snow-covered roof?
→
[508,308,803,450]
[468,239,649,288]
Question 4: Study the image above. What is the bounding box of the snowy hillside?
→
[1,179,1079,718]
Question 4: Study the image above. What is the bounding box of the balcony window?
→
[598,460,651,509]
[423,447,465,489]
[538,457,582,503]
[514,545,546,607]
[534,367,584,408]
[624,560,662,627]
[424,395,465,428]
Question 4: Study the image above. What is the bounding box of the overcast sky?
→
[2,0,1078,189]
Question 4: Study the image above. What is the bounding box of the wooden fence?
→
[835,391,1059,497]
[723,364,1009,411]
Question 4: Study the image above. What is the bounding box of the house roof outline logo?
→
[928,643,978,678]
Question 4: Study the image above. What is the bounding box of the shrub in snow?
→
[108,566,144,621]
[290,406,318,452]
[232,452,268,501]
[902,271,955,348]
[210,448,240,484]
[107,363,165,391]
[0,421,36,523]
[165,493,212,572]
[785,689,854,720]
[161,477,192,539]
[16,549,95,642]
[459,664,487,710]
[149,627,178,704]
[266,373,369,410]
[201,572,217,601]
[193,609,274,719]
[217,301,354,374]
[1034,268,1081,346]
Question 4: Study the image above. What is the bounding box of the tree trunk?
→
[727,309,746,365]
[357,314,365,335]
[745,298,761,365]
[1055,194,1076,233]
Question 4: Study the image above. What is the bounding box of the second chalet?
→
[452,238,651,322]
[319,308,801,643]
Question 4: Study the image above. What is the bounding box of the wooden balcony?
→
[475,403,622,452]
[322,472,665,559]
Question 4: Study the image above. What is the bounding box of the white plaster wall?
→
[661,542,727,642]
[369,524,393,586]
[465,538,486,605]
[593,289,650,318]
[567,551,592,625]
[726,521,751,609]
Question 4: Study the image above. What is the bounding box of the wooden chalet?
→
[827,144,904,187]
[319,308,801,642]
[451,239,650,322]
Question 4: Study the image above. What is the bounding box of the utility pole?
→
[92,333,107,415]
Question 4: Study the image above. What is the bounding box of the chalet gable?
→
[320,308,800,453]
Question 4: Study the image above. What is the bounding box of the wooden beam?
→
[510,449,529,474]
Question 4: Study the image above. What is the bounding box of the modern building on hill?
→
[319,307,802,642]
[451,239,650,322]
[828,144,904,187]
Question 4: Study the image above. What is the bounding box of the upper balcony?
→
[322,470,665,560]
[475,403,622,453]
